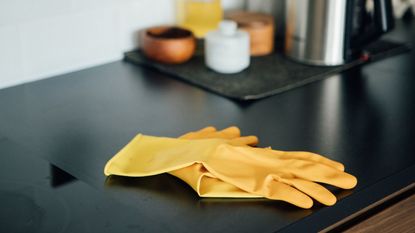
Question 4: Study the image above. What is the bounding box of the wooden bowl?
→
[141,26,196,64]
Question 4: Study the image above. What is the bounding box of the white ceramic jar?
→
[205,20,250,74]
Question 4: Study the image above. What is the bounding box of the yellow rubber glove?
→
[104,131,357,208]
[173,126,346,198]
[173,126,262,198]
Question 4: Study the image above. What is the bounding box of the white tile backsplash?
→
[0,0,243,89]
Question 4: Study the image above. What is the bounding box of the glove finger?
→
[280,178,336,206]
[269,150,345,171]
[179,126,217,139]
[228,136,258,146]
[282,161,357,189]
[196,126,217,134]
[180,126,241,140]
[213,126,241,139]
[179,126,259,146]
[265,177,314,209]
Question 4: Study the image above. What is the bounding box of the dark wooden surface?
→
[344,193,415,233]
[0,19,414,232]
[321,183,415,232]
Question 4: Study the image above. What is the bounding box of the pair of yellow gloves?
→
[104,126,357,209]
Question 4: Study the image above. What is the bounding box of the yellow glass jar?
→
[177,0,223,38]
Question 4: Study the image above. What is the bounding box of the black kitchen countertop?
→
[0,19,414,233]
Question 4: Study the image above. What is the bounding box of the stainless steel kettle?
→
[285,0,395,66]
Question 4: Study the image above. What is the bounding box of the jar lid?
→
[219,20,238,36]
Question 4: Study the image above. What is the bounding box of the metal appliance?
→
[285,0,395,66]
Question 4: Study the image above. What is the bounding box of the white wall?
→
[0,0,246,90]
